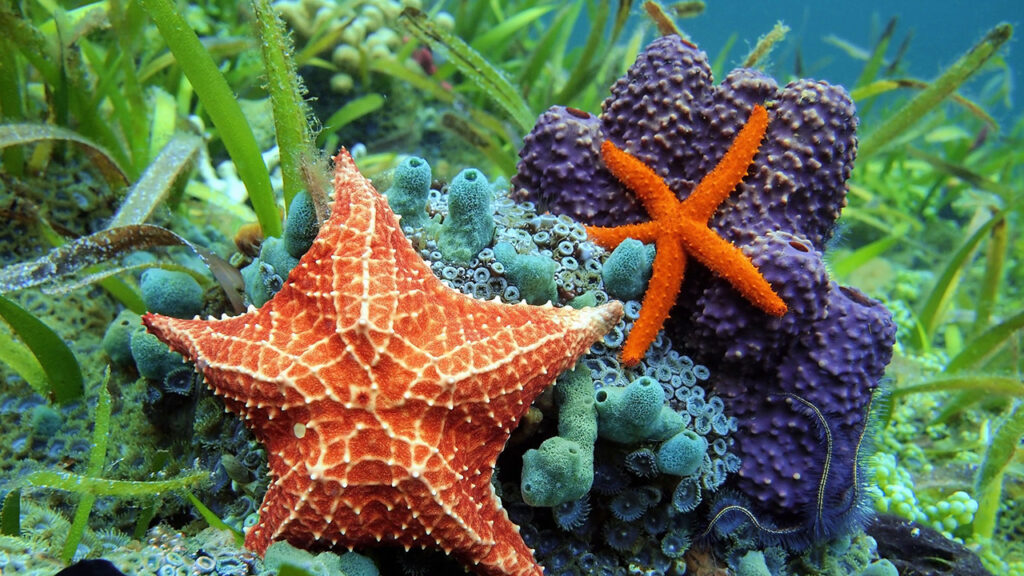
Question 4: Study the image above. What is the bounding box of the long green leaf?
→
[0,295,83,404]
[915,210,1004,349]
[859,23,1012,158]
[852,79,998,131]
[0,224,245,314]
[107,133,202,229]
[973,402,1024,540]
[0,330,49,397]
[0,123,128,187]
[890,373,1024,399]
[25,469,209,497]
[973,217,1007,335]
[945,310,1024,373]
[138,0,280,237]
[854,17,896,89]
[470,6,554,56]
[368,58,455,104]
[252,0,321,213]
[399,7,534,132]
[137,37,252,83]
[554,0,608,104]
[518,1,582,99]
[0,37,26,176]
[62,374,111,562]
[829,226,906,279]
[319,94,386,143]
[184,491,245,545]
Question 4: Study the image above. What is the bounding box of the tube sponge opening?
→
[521,437,592,507]
[384,156,432,229]
[658,429,708,477]
[438,168,494,263]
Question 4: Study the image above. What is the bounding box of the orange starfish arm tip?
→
[600,140,680,220]
[585,221,659,249]
[681,226,787,318]
[620,240,688,366]
[685,104,770,222]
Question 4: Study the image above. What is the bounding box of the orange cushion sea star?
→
[587,104,787,365]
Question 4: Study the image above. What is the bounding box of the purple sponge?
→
[513,35,895,547]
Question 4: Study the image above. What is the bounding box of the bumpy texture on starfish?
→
[586,104,786,365]
[143,149,623,576]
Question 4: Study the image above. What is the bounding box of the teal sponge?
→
[260,236,299,280]
[493,242,557,305]
[263,541,338,576]
[861,559,898,576]
[140,269,203,318]
[130,329,184,381]
[241,236,301,307]
[657,429,708,477]
[384,156,432,229]
[601,238,655,300]
[241,260,274,307]
[337,551,379,576]
[521,437,590,507]
[521,364,597,507]
[736,550,772,576]
[595,376,683,444]
[102,309,142,366]
[438,168,494,263]
[285,190,319,258]
[262,541,379,576]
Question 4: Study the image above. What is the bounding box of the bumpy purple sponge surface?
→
[514,35,895,546]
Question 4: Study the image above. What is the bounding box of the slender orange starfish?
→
[587,104,787,366]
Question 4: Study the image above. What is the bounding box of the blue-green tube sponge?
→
[242,236,300,307]
[384,156,432,229]
[736,550,772,576]
[601,238,655,300]
[521,364,597,507]
[263,541,378,576]
[284,190,319,258]
[140,269,203,319]
[595,376,683,444]
[657,429,708,477]
[493,242,558,305]
[130,329,184,381]
[103,309,142,366]
[438,168,494,263]
[259,236,299,280]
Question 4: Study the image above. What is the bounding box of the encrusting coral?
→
[514,34,896,548]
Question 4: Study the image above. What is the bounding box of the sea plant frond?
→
[0,294,83,404]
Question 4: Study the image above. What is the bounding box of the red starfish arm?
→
[621,238,688,366]
[683,104,769,222]
[601,140,681,221]
[679,226,787,316]
[585,221,659,249]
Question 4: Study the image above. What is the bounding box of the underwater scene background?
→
[0,1,1020,576]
